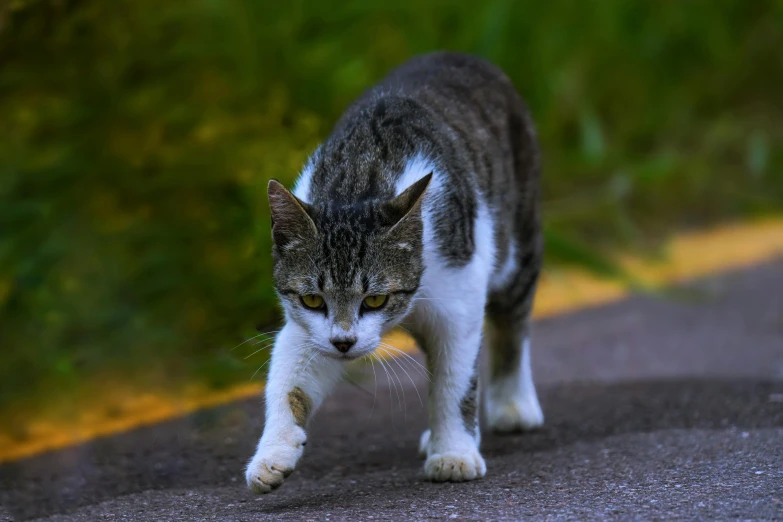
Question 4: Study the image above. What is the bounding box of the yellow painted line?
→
[534,218,783,318]
[0,383,265,465]
[1,218,782,463]
[0,334,416,465]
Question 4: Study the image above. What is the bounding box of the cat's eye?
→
[300,294,325,310]
[362,295,388,310]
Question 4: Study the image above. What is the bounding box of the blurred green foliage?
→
[1,0,782,413]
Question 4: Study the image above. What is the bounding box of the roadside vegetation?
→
[1,0,781,423]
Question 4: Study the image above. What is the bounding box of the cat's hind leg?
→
[485,247,544,433]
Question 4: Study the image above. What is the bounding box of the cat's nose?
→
[331,338,356,353]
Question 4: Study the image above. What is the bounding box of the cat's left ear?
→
[382,173,432,235]
[267,179,317,250]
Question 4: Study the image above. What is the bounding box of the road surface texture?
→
[2,260,782,521]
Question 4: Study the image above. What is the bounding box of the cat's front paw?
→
[245,430,306,494]
[486,394,544,433]
[424,449,486,482]
[246,446,302,494]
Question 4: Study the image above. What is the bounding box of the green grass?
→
[1,0,782,415]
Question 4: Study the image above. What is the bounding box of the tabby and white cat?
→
[246,52,544,493]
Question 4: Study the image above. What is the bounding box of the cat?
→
[246,51,544,493]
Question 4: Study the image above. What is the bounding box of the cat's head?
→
[267,175,431,359]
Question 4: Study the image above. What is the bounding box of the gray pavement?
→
[2,260,782,521]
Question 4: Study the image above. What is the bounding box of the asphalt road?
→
[2,260,782,521]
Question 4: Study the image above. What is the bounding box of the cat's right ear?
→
[381,173,432,243]
[383,173,433,228]
[267,180,317,249]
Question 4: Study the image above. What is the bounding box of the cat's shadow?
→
[480,378,781,458]
[310,377,782,462]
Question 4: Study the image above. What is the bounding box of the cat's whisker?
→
[243,340,276,359]
[391,358,406,414]
[365,354,378,418]
[377,346,410,418]
[249,358,272,381]
[385,348,424,407]
[378,347,406,414]
[370,353,390,415]
[390,355,408,416]
[249,337,277,348]
[379,353,402,414]
[255,328,283,336]
[230,329,282,354]
[251,334,280,346]
[377,342,431,380]
[372,352,398,420]
[392,357,430,383]
[229,332,269,352]
[248,339,278,354]
[378,344,430,382]
[249,332,299,384]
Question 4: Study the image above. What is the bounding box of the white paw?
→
[421,428,480,458]
[245,431,306,494]
[418,429,431,458]
[424,449,486,482]
[486,394,544,433]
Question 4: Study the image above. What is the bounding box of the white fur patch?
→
[395,153,440,197]
[292,149,319,203]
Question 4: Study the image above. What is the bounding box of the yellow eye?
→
[300,294,324,310]
[363,295,388,310]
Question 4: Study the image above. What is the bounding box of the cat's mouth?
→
[320,351,367,362]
